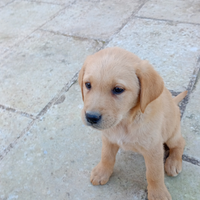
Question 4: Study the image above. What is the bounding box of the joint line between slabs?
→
[107,0,149,44]
[134,16,200,26]
[180,58,200,117]
[39,29,107,45]
[0,72,79,161]
[0,104,36,120]
[0,119,35,162]
[37,71,79,118]
[182,154,200,167]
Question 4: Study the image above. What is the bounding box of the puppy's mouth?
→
[84,111,117,130]
[87,123,104,130]
[87,121,116,130]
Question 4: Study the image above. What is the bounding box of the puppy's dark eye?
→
[112,87,124,95]
[85,82,91,89]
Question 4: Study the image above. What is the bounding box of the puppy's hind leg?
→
[165,127,185,177]
[90,134,119,185]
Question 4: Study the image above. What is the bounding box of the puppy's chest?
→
[104,126,143,152]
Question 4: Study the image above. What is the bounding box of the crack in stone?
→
[182,155,200,167]
[40,29,107,45]
[168,90,188,118]
[164,145,200,167]
[0,119,35,161]
[134,16,200,26]
[169,90,180,97]
[0,104,36,120]
[179,57,200,118]
[168,57,200,118]
[187,58,200,94]
[37,71,78,118]
[191,57,200,89]
[108,0,150,43]
[54,94,66,105]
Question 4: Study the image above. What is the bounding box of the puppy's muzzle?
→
[85,111,102,125]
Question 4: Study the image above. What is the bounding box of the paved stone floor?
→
[0,0,200,199]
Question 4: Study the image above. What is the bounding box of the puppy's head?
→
[79,47,164,130]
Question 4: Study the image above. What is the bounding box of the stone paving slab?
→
[137,0,200,24]
[42,0,143,41]
[0,83,199,200]
[0,109,32,156]
[165,161,200,200]
[0,0,13,7]
[0,1,63,54]
[0,30,103,115]
[0,0,13,8]
[107,18,200,91]
[182,73,200,160]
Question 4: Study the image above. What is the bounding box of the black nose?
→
[85,112,102,124]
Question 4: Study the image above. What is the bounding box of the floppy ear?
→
[78,66,85,101]
[136,61,164,113]
[79,55,93,101]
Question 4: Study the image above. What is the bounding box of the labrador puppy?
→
[78,47,187,200]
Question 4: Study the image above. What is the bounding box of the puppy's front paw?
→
[148,186,172,200]
[165,156,182,177]
[90,162,113,185]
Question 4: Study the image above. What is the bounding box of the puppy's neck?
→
[128,99,142,123]
[116,104,143,131]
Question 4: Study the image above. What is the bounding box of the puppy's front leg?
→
[90,134,119,185]
[143,145,172,200]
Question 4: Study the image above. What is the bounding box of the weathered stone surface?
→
[42,0,143,40]
[137,0,200,24]
[182,73,200,160]
[0,30,102,115]
[165,161,200,200]
[0,109,31,156]
[0,1,62,54]
[0,0,13,8]
[107,18,200,91]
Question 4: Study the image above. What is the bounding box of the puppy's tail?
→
[173,91,188,105]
